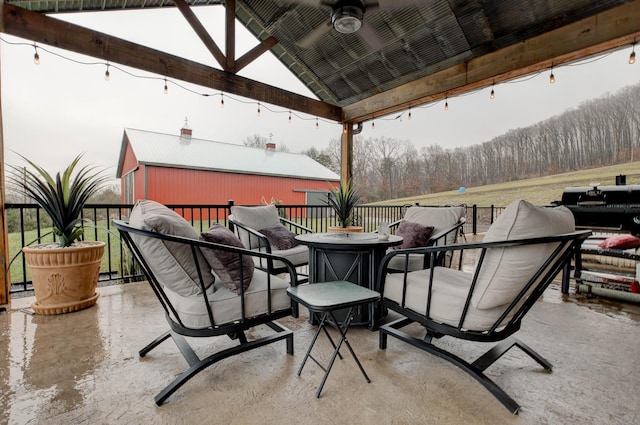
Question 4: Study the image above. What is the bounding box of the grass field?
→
[370,161,640,207]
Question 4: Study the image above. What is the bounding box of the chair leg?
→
[139,331,171,357]
[472,337,552,372]
[379,321,543,414]
[153,321,294,406]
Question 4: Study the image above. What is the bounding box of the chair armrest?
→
[372,219,402,234]
[279,217,314,234]
[377,229,591,293]
[228,218,274,252]
[427,217,466,247]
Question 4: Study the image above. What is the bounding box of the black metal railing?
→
[5,201,501,295]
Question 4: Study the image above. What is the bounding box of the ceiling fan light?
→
[332,5,364,34]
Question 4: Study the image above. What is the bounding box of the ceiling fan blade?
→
[295,0,335,6]
[358,21,384,51]
[297,21,333,48]
[375,0,417,9]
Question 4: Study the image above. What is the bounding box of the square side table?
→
[287,281,380,397]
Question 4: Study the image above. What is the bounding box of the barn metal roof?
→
[117,128,340,181]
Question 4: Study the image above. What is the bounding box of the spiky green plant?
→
[327,179,361,228]
[9,153,108,247]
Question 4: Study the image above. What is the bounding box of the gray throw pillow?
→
[129,199,215,297]
[259,223,299,250]
[200,224,254,294]
[395,220,434,249]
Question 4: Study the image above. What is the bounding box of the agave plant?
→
[327,179,361,228]
[9,153,108,247]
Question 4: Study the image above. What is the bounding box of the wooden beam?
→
[174,0,226,70]
[343,0,640,122]
[0,3,342,122]
[340,124,353,184]
[225,0,236,73]
[0,38,10,307]
[235,36,278,73]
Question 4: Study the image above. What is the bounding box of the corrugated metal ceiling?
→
[5,0,633,108]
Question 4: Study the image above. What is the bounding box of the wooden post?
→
[340,123,353,183]
[0,40,11,307]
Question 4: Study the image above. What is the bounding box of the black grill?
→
[557,182,640,235]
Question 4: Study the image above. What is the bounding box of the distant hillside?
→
[369,161,640,207]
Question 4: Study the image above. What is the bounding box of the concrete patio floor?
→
[1,281,639,425]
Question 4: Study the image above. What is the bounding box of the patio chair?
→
[113,200,298,406]
[385,205,466,272]
[377,200,591,414]
[229,204,312,283]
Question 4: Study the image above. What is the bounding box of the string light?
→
[343,124,348,135]
[32,43,40,65]
[371,118,375,129]
[4,36,341,134]
[629,43,636,64]
[490,83,495,99]
[12,35,621,134]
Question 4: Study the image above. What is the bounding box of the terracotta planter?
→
[328,226,364,233]
[22,241,105,315]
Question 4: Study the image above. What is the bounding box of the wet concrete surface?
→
[1,280,639,425]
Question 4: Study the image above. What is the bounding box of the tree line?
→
[304,82,640,202]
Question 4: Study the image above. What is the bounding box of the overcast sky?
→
[1,6,639,184]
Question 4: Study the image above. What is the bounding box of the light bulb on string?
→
[220,93,225,108]
[371,119,375,129]
[629,43,636,64]
[163,78,168,94]
[104,63,110,81]
[257,103,261,117]
[408,108,412,120]
[33,44,40,65]
[549,66,555,84]
[444,96,449,111]
[343,124,348,135]
[288,111,292,123]
[316,117,319,130]
[490,83,495,99]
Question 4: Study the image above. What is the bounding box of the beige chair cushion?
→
[383,267,513,331]
[129,199,215,297]
[471,200,575,309]
[252,244,309,269]
[165,269,291,328]
[403,206,464,245]
[230,205,281,249]
[387,206,464,271]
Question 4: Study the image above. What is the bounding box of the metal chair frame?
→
[113,219,299,406]
[377,230,591,414]
[229,215,313,282]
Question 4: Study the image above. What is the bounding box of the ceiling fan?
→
[296,0,414,50]
[297,0,381,49]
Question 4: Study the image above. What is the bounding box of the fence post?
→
[227,200,234,230]
[472,204,477,235]
[490,205,495,225]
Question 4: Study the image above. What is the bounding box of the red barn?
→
[116,125,339,214]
